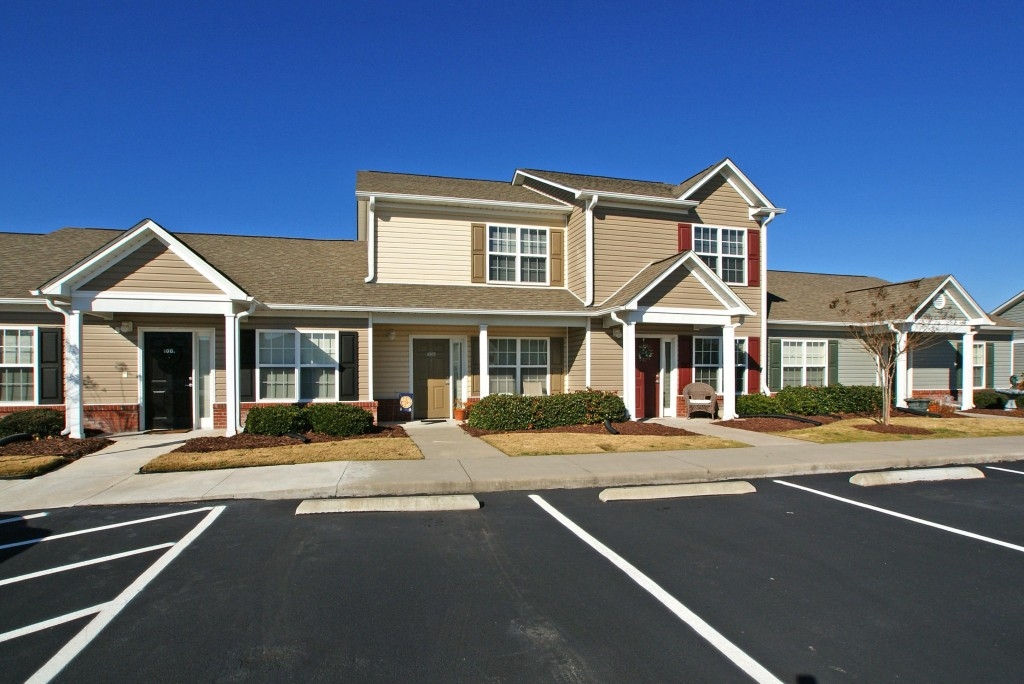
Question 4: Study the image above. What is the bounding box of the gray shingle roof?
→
[519,169,682,199]
[600,253,685,309]
[766,270,890,322]
[834,275,950,322]
[0,228,123,298]
[356,171,566,206]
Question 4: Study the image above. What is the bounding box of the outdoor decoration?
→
[637,342,654,361]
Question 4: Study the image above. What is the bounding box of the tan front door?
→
[413,339,451,419]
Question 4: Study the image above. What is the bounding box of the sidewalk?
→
[1,420,1023,512]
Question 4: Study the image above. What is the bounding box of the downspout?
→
[234,300,256,434]
[609,310,632,417]
[42,297,73,436]
[364,196,376,283]
[584,194,598,306]
[757,210,778,394]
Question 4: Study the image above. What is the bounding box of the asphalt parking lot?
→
[3,463,1024,683]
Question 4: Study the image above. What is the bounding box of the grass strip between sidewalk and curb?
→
[478,433,746,456]
[140,438,423,473]
[0,455,69,479]
[780,416,1024,444]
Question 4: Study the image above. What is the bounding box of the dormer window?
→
[694,225,746,285]
[488,225,548,284]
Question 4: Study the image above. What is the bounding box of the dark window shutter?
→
[239,329,256,402]
[768,338,782,392]
[827,339,839,386]
[954,342,963,389]
[678,335,693,387]
[985,342,995,389]
[549,229,564,287]
[38,328,64,404]
[549,337,565,394]
[678,223,692,253]
[471,223,486,283]
[339,332,358,400]
[470,336,480,396]
[747,336,761,393]
[747,229,760,287]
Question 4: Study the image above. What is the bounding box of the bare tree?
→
[830,278,954,425]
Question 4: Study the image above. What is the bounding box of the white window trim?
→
[693,336,722,393]
[693,223,748,286]
[781,339,829,388]
[0,326,38,405]
[485,224,551,286]
[487,337,550,395]
[735,336,748,395]
[256,329,340,403]
[972,342,986,388]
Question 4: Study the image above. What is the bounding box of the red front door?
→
[634,338,661,419]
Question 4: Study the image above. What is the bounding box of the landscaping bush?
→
[771,385,883,416]
[0,408,65,438]
[467,390,627,431]
[973,391,1006,410]
[244,405,311,436]
[307,403,374,436]
[736,393,781,415]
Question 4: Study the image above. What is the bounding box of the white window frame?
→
[735,337,748,395]
[781,339,828,388]
[972,342,985,388]
[486,224,550,285]
[487,337,550,395]
[256,329,340,403]
[0,326,37,405]
[693,224,747,285]
[693,336,722,392]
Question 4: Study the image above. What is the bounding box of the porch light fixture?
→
[386,329,396,341]
[612,328,622,339]
[118,321,134,333]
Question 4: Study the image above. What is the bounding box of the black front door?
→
[144,332,193,430]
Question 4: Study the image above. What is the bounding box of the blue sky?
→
[2,1,1021,310]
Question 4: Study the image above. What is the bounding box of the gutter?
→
[756,210,779,394]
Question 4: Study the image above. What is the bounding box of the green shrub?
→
[974,391,1006,410]
[736,393,781,415]
[243,405,311,436]
[770,385,883,416]
[307,403,374,436]
[468,390,627,431]
[0,408,65,438]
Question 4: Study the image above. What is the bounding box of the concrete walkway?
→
[1,419,1023,512]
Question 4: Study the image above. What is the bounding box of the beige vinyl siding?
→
[689,176,760,230]
[567,205,587,299]
[567,327,586,391]
[735,287,761,337]
[593,209,680,303]
[81,321,140,404]
[374,208,564,286]
[638,267,724,309]
[81,239,220,294]
[588,321,623,392]
[356,198,367,241]
[0,310,64,326]
[373,325,478,398]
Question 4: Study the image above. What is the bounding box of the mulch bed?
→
[172,425,408,454]
[460,421,697,437]
[0,436,113,458]
[717,416,842,432]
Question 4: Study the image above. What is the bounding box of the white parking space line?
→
[986,466,1024,476]
[774,480,1024,553]
[0,604,109,644]
[0,512,48,525]
[530,495,782,684]
[25,505,226,684]
[0,543,175,587]
[0,506,216,551]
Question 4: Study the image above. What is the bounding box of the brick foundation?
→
[0,404,139,434]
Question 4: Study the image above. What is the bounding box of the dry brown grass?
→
[0,454,68,478]
[784,415,1024,444]
[140,438,423,473]
[479,432,745,456]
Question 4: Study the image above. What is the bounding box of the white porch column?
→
[366,314,374,401]
[961,329,976,410]
[894,330,909,408]
[584,318,592,387]
[622,321,636,419]
[479,324,489,397]
[224,312,239,436]
[721,323,737,420]
[64,310,84,439]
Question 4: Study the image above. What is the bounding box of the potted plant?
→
[452,399,468,421]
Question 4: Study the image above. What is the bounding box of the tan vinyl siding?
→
[589,321,622,392]
[689,176,759,230]
[638,267,723,309]
[567,205,587,299]
[81,239,220,294]
[593,209,680,303]
[374,207,564,286]
[567,327,586,391]
[373,325,478,398]
[735,287,761,337]
[81,321,140,404]
[356,198,367,241]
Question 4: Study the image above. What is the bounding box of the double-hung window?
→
[782,340,827,387]
[258,330,339,401]
[734,338,747,395]
[694,337,721,391]
[488,225,548,284]
[488,338,548,395]
[971,343,985,388]
[693,225,746,285]
[0,328,34,403]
